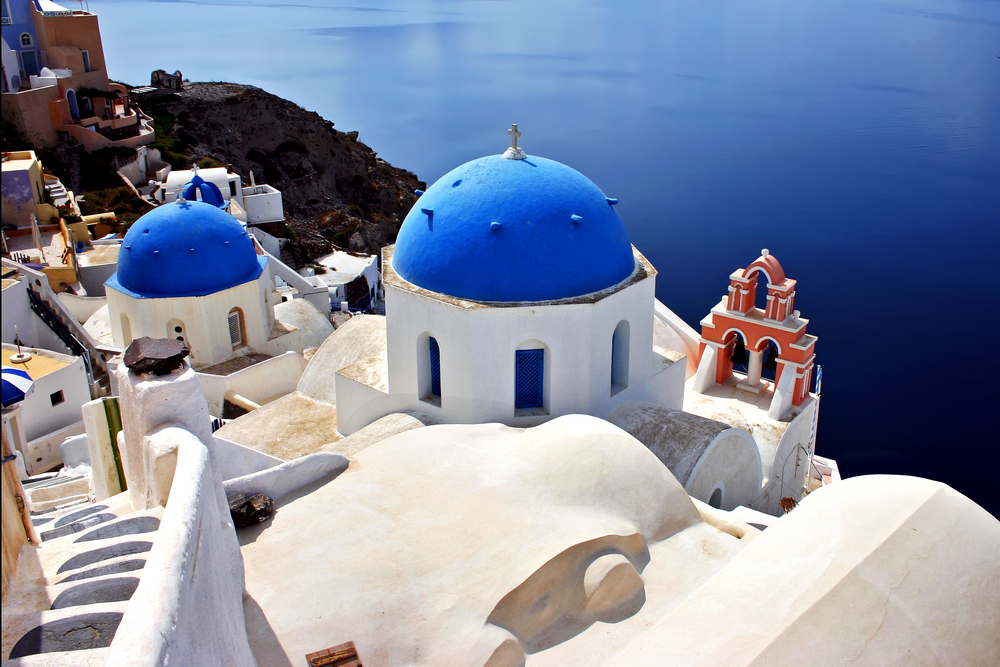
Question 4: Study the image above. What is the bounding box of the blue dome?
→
[107,200,266,299]
[181,174,226,208]
[393,155,636,302]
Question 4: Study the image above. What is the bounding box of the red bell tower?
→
[692,250,817,420]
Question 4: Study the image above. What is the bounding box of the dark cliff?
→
[149,82,424,261]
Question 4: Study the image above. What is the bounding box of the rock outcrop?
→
[151,82,424,259]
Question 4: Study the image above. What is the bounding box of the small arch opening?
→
[760,339,780,383]
[119,313,132,346]
[748,269,770,313]
[417,332,442,407]
[611,320,630,396]
[708,487,723,509]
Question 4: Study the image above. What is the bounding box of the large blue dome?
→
[392,154,636,302]
[107,200,266,298]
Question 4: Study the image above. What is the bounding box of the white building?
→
[334,149,687,433]
[2,343,90,474]
[311,249,380,311]
[99,196,333,416]
[151,166,283,225]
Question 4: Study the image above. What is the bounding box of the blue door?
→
[21,50,39,77]
[515,349,544,409]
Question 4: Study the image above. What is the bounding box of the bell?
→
[763,348,778,372]
[730,339,748,365]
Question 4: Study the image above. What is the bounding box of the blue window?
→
[515,349,544,409]
[429,336,441,397]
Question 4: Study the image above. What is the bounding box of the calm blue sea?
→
[92,0,1000,515]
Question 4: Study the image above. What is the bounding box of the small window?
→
[81,49,91,73]
[20,33,33,48]
[228,308,244,347]
[50,390,65,407]
[429,336,441,397]
[708,487,723,509]
[515,349,544,410]
[229,181,237,197]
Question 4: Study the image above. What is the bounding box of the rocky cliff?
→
[149,82,424,261]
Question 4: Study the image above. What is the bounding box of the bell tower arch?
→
[693,250,817,420]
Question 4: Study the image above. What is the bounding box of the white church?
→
[215,127,821,517]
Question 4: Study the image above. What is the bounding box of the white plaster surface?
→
[213,434,284,480]
[117,362,213,509]
[83,304,115,346]
[609,401,762,510]
[240,415,709,666]
[237,417,1000,667]
[296,314,387,405]
[105,426,255,667]
[198,351,307,417]
[82,398,122,500]
[223,451,348,501]
[271,297,334,352]
[606,475,1000,666]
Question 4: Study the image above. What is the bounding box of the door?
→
[21,50,39,77]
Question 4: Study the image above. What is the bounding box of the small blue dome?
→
[393,155,635,302]
[181,174,226,208]
[107,200,266,299]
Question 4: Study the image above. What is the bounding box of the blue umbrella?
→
[2,366,34,407]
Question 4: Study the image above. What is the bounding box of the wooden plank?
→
[306,640,361,667]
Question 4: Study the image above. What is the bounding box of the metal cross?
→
[508,124,522,150]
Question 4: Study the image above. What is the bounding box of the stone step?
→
[2,603,126,662]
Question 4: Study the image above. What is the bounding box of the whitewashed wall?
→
[107,271,275,368]
[197,351,307,417]
[336,252,694,435]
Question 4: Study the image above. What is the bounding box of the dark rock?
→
[229,492,274,528]
[145,81,425,258]
[124,337,189,375]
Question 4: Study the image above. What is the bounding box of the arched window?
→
[228,308,245,348]
[515,348,544,411]
[708,486,723,509]
[119,313,132,346]
[611,320,630,395]
[417,333,441,407]
[20,33,33,48]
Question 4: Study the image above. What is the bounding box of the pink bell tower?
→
[692,250,818,420]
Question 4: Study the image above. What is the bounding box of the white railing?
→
[105,426,255,666]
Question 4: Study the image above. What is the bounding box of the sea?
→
[91,0,1000,515]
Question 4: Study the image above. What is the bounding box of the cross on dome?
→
[508,124,521,149]
[503,123,527,160]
